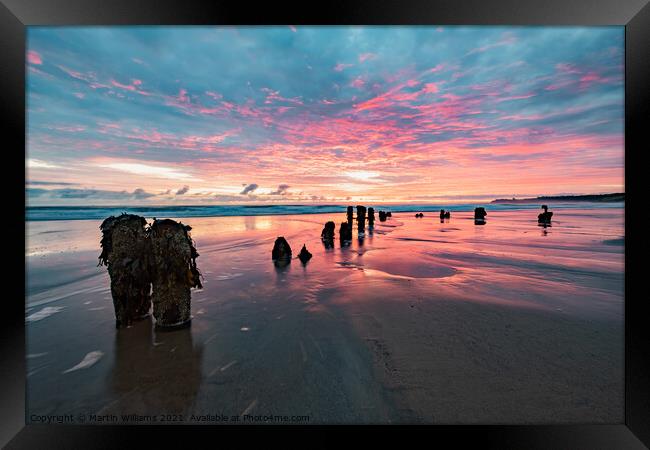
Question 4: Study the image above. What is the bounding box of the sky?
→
[26,26,624,206]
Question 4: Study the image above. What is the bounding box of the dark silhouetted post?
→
[474,207,487,225]
[346,206,354,227]
[321,221,335,248]
[272,236,292,267]
[98,213,152,329]
[367,207,375,228]
[356,205,367,235]
[339,222,352,244]
[378,211,387,222]
[538,205,553,225]
[149,219,202,329]
[298,244,312,264]
[321,221,335,240]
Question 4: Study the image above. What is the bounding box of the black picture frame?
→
[2,0,648,447]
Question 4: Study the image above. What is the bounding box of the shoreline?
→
[26,201,625,222]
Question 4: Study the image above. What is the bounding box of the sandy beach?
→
[25,207,624,424]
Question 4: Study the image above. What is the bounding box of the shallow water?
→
[25,208,624,423]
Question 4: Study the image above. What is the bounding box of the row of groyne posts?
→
[418,205,553,226]
[274,204,555,265]
[98,205,554,330]
[272,205,392,268]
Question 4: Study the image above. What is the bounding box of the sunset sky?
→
[26,26,624,206]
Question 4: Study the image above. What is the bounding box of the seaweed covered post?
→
[98,213,152,329]
[149,219,202,329]
[378,210,387,222]
[272,236,292,267]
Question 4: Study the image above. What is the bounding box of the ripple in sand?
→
[220,360,238,371]
[376,222,403,228]
[62,351,104,374]
[336,261,364,270]
[215,273,244,281]
[26,306,65,322]
[395,237,454,244]
[363,255,457,279]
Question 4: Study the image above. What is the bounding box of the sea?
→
[25,202,625,221]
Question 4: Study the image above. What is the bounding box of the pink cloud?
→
[426,63,446,74]
[579,72,617,90]
[334,63,353,72]
[451,71,466,82]
[422,83,439,94]
[359,53,376,63]
[178,88,190,104]
[556,63,582,75]
[109,78,151,96]
[110,79,137,91]
[350,77,366,89]
[27,50,42,65]
[466,33,518,56]
[261,87,303,105]
[50,125,86,132]
[57,65,93,82]
[543,63,620,92]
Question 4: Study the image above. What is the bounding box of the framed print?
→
[2,0,649,448]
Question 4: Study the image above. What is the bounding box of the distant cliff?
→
[491,193,625,204]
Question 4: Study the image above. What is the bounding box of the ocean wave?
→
[26,202,624,222]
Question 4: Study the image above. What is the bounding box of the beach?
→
[25,206,624,424]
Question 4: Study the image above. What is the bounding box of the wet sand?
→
[25,208,624,424]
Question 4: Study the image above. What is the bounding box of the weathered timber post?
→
[149,219,202,329]
[98,213,152,329]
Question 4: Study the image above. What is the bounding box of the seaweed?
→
[97,213,151,328]
[149,219,202,328]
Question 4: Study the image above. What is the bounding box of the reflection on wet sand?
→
[103,317,203,417]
